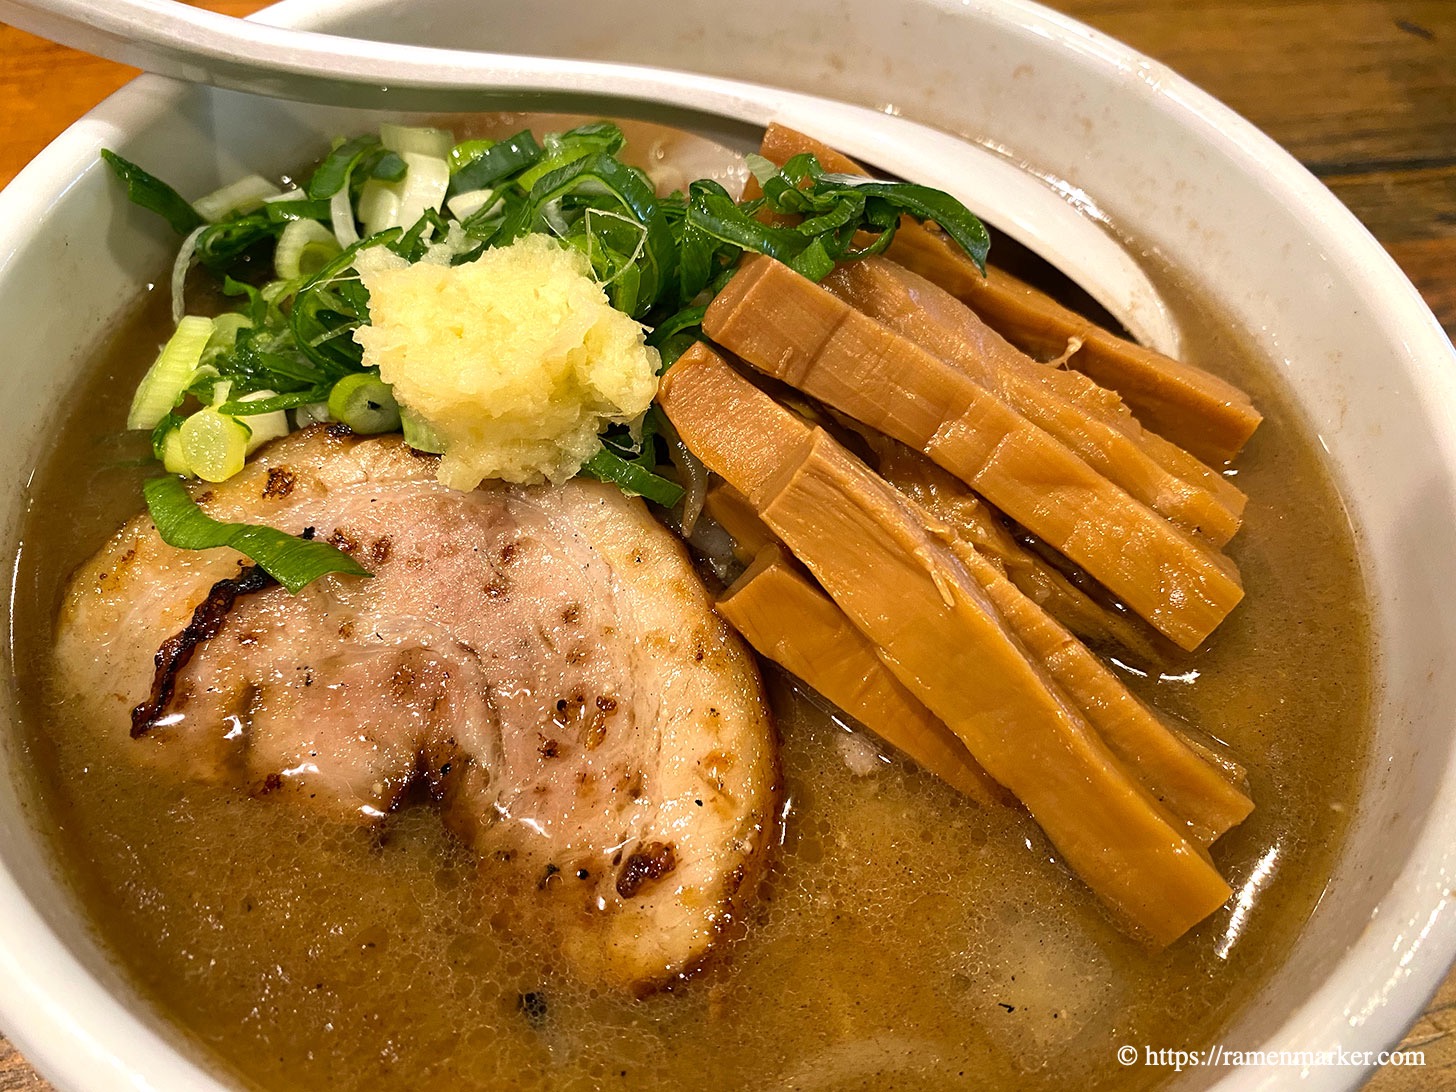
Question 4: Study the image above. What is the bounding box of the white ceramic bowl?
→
[1,1,1454,1089]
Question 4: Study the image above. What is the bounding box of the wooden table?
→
[0,1,1452,1088]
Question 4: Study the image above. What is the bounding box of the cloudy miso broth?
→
[8,121,1370,1090]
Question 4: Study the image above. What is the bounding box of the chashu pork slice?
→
[53,426,779,989]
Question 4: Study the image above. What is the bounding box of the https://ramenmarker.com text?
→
[1117,1044,1426,1071]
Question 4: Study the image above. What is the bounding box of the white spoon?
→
[0,0,1183,354]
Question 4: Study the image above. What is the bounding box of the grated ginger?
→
[354,234,659,490]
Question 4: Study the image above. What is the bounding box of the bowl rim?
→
[1,0,1454,1089]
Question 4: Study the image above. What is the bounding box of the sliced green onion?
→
[580,447,685,508]
[294,402,333,428]
[306,134,377,199]
[381,123,455,160]
[516,146,595,193]
[447,130,543,196]
[330,183,359,248]
[448,138,495,174]
[357,178,403,237]
[211,311,253,342]
[170,224,207,323]
[100,149,204,235]
[260,278,298,309]
[371,151,408,183]
[548,121,627,156]
[143,476,370,594]
[647,305,707,371]
[159,428,190,475]
[395,152,450,235]
[128,315,216,431]
[198,312,250,370]
[218,389,329,416]
[815,175,991,273]
[447,187,497,222]
[328,373,401,434]
[274,218,342,280]
[314,136,383,248]
[179,407,250,482]
[202,313,253,362]
[744,153,781,188]
[192,174,283,222]
[400,407,446,454]
[357,152,450,237]
[263,195,332,223]
[233,390,292,453]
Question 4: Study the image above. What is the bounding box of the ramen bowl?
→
[0,0,1452,1089]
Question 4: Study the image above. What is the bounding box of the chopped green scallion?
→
[233,390,292,453]
[328,373,402,435]
[274,219,343,280]
[179,407,250,482]
[393,153,450,235]
[143,476,371,594]
[447,187,497,222]
[192,174,283,222]
[201,313,253,366]
[580,447,685,508]
[448,138,496,174]
[159,428,190,475]
[400,408,447,454]
[127,315,216,431]
[381,123,455,160]
[100,149,204,235]
[447,130,543,196]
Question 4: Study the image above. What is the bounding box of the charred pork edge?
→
[130,565,276,738]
